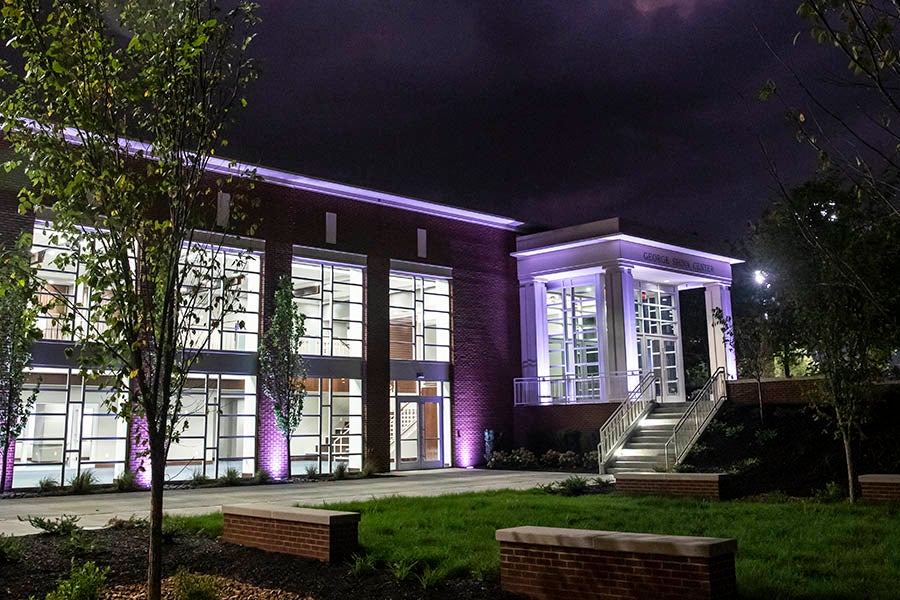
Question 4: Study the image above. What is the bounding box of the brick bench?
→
[222,505,360,562]
[614,472,730,500]
[497,526,736,600]
[859,474,900,502]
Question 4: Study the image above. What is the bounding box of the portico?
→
[513,218,741,406]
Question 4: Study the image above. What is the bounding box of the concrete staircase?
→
[604,403,691,474]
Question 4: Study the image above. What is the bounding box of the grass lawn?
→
[172,490,900,599]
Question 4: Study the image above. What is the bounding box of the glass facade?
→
[546,283,601,380]
[13,369,127,488]
[291,259,364,358]
[165,374,257,481]
[289,378,363,474]
[389,274,451,362]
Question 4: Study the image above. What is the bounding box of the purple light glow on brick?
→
[257,392,288,479]
[128,416,151,488]
[1,439,15,491]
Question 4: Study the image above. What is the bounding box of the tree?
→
[258,276,307,479]
[0,236,41,493]
[752,175,899,502]
[0,2,258,598]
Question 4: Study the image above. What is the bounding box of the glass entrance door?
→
[390,394,443,470]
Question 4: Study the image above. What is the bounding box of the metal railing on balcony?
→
[513,370,644,406]
[597,372,659,473]
[663,367,727,470]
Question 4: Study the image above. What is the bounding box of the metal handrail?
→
[663,368,727,470]
[597,372,659,474]
[514,370,643,406]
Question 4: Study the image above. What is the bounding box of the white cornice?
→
[512,233,743,264]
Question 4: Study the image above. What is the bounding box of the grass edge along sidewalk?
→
[172,489,900,599]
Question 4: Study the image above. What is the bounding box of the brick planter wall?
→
[496,526,737,600]
[859,474,900,502]
[726,378,823,406]
[222,505,360,562]
[614,473,731,500]
[512,403,620,449]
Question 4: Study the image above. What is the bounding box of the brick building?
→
[0,152,740,489]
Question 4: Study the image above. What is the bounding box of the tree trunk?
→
[755,377,764,426]
[285,434,291,479]
[147,438,166,600]
[842,431,856,504]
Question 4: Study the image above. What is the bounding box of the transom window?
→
[291,259,364,358]
[389,274,451,362]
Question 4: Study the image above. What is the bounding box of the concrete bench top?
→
[859,474,900,483]
[223,504,360,525]
[496,526,737,558]
[613,472,727,482]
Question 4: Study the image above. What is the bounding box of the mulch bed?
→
[0,527,519,600]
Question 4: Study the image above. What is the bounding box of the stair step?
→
[627,442,667,449]
[616,448,665,457]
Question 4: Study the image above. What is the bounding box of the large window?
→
[13,369,127,489]
[291,259,364,358]
[165,374,257,481]
[389,274,451,362]
[546,283,601,382]
[289,378,363,474]
[180,245,261,352]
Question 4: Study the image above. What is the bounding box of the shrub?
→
[60,530,105,557]
[172,569,221,600]
[540,475,590,497]
[0,533,22,563]
[18,514,81,536]
[305,464,319,479]
[814,481,846,503]
[390,559,417,582]
[360,461,377,478]
[113,470,139,492]
[332,462,348,480]
[219,468,242,486]
[416,565,448,590]
[45,560,109,600]
[348,553,377,577]
[581,450,599,471]
[487,448,537,470]
[190,471,212,487]
[38,476,59,492]
[558,450,579,470]
[107,515,148,529]
[67,470,97,495]
[540,449,561,468]
[253,469,272,484]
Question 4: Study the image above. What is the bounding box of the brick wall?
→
[726,378,823,406]
[222,505,360,562]
[1,440,14,491]
[513,403,620,449]
[859,475,900,502]
[614,473,730,500]
[497,526,737,600]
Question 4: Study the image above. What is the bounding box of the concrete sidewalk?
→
[0,469,574,536]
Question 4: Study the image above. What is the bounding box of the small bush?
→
[348,553,377,577]
[0,533,22,563]
[540,475,591,497]
[305,464,319,479]
[332,462,348,480]
[486,448,537,470]
[581,450,599,471]
[360,461,377,478]
[814,481,846,503]
[190,471,212,487]
[172,569,221,600]
[113,470,139,492]
[60,530,105,557]
[38,476,59,492]
[219,468,242,486]
[390,559,417,582]
[253,469,272,484]
[19,514,81,536]
[416,565,448,590]
[67,470,97,495]
[107,515,148,529]
[45,560,109,600]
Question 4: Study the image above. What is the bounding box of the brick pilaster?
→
[363,255,390,472]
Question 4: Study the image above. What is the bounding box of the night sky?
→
[224,0,860,250]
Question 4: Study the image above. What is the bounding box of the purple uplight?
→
[128,416,152,489]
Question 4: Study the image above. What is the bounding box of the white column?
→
[704,282,738,379]
[603,266,639,376]
[519,280,548,378]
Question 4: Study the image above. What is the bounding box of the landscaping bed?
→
[0,524,515,600]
